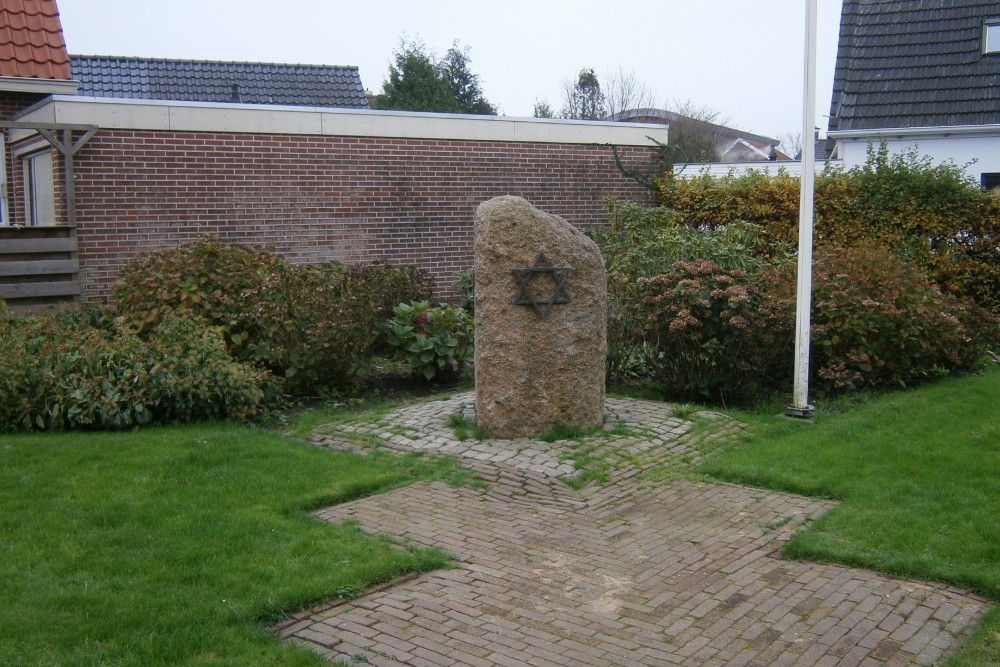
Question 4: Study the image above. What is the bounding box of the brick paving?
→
[274,391,989,666]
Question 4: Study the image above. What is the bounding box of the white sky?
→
[56,0,844,141]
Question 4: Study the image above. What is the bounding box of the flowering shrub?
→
[388,301,473,382]
[590,199,792,387]
[639,259,790,402]
[765,244,996,394]
[0,311,274,431]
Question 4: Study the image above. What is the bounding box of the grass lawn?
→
[698,364,1000,666]
[0,421,470,666]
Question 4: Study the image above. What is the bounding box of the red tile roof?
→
[0,0,72,80]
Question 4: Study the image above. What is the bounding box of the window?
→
[0,135,7,225]
[985,20,1000,54]
[23,149,55,226]
[982,173,1000,190]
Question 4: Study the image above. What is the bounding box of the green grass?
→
[0,422,469,666]
[445,413,490,441]
[699,365,1000,665]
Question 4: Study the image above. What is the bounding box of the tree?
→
[776,131,803,159]
[603,68,658,119]
[533,99,554,118]
[374,38,496,115]
[375,39,456,112]
[663,99,732,165]
[560,68,606,120]
[441,42,497,114]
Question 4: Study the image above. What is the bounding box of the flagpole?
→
[786,0,818,418]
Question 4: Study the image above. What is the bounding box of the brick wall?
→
[71,130,656,303]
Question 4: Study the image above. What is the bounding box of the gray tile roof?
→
[829,0,1000,131]
[70,55,369,108]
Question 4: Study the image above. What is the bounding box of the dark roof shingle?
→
[829,0,1000,131]
[70,55,369,109]
[0,0,72,80]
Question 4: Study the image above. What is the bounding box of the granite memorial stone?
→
[474,196,607,438]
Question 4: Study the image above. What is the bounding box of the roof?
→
[70,55,370,108]
[610,108,780,147]
[0,0,72,80]
[829,0,1000,131]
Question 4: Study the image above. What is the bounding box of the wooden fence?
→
[0,226,80,315]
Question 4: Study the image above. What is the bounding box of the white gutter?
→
[828,123,1000,139]
[0,76,79,95]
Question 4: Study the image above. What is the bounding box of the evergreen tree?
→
[376,40,456,112]
[376,39,496,115]
[533,100,555,118]
[442,42,497,115]
[561,68,606,120]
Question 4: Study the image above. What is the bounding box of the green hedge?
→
[658,143,1000,314]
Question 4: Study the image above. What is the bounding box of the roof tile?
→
[71,55,370,109]
[0,0,71,80]
[829,0,1000,130]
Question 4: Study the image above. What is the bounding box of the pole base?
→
[784,403,816,419]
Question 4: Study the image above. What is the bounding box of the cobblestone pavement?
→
[274,392,989,666]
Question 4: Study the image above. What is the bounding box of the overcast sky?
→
[57,1,844,141]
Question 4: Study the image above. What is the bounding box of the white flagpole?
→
[787,0,818,418]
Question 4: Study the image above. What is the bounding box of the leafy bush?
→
[590,199,792,386]
[638,260,789,402]
[0,311,274,431]
[113,237,276,342]
[352,262,433,348]
[765,244,995,394]
[113,238,431,395]
[387,301,474,382]
[656,143,1000,315]
[454,268,475,313]
[236,262,385,395]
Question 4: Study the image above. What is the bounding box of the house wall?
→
[834,132,1000,184]
[12,98,665,304]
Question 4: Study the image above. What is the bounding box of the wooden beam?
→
[0,281,81,298]
[0,260,79,276]
[0,237,77,253]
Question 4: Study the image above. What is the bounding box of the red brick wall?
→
[70,130,657,303]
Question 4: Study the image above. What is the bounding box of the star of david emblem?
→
[511,252,572,320]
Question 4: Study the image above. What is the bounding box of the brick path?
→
[274,392,989,666]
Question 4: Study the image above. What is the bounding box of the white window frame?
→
[984,20,1000,54]
[0,134,7,225]
[14,140,56,226]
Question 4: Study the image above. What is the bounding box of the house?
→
[610,108,793,163]
[1,0,666,313]
[70,55,369,108]
[827,0,1000,187]
[0,0,81,312]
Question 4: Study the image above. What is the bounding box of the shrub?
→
[638,260,790,402]
[387,301,474,382]
[590,199,792,386]
[655,143,1000,315]
[113,238,431,395]
[765,244,995,394]
[454,268,475,313]
[351,262,433,348]
[0,311,274,431]
[236,262,384,395]
[113,237,277,342]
